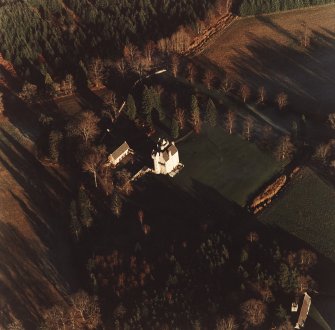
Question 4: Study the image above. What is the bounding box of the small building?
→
[293,292,312,329]
[107,141,131,167]
[152,138,183,176]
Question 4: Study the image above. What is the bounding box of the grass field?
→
[259,167,335,261]
[174,125,284,206]
[202,4,335,117]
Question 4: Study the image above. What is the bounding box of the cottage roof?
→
[295,293,311,329]
[111,141,129,160]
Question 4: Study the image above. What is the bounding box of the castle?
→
[151,139,183,176]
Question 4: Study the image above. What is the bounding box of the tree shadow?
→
[0,124,77,328]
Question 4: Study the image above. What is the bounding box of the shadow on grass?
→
[0,125,78,328]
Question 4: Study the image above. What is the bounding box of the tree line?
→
[238,0,335,16]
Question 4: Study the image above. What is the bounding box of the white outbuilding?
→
[107,141,131,167]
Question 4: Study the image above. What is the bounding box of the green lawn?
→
[174,125,283,206]
[259,167,335,262]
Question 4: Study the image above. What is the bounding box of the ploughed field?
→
[202,4,335,117]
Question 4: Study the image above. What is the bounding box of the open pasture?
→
[202,4,335,117]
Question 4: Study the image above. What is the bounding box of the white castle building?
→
[152,138,183,177]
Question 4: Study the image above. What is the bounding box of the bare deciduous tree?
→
[216,315,238,330]
[225,110,236,135]
[102,91,119,122]
[171,54,180,78]
[187,62,197,84]
[240,83,251,103]
[19,82,38,104]
[203,70,215,89]
[116,169,133,196]
[89,58,104,89]
[275,135,295,160]
[297,249,317,271]
[42,305,69,330]
[175,107,186,130]
[0,92,4,114]
[258,86,266,104]
[313,142,331,163]
[7,320,24,330]
[246,231,259,243]
[144,41,156,66]
[276,92,288,111]
[83,149,103,188]
[240,299,267,328]
[328,113,335,129]
[220,75,234,94]
[70,291,101,329]
[67,111,100,145]
[243,116,254,141]
[116,58,127,77]
[123,43,139,64]
[300,22,311,48]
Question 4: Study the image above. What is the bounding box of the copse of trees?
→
[238,0,335,16]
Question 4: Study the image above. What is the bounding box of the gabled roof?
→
[110,141,130,160]
[295,293,311,329]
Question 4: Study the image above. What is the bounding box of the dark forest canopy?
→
[0,0,216,80]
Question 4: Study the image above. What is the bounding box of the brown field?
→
[0,113,76,328]
[202,4,335,116]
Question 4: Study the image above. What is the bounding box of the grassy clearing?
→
[202,4,335,117]
[174,125,283,206]
[259,167,335,262]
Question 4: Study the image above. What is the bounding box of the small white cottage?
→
[107,141,131,166]
[152,138,182,176]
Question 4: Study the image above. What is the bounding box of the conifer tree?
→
[190,95,201,134]
[205,98,217,127]
[171,117,179,139]
[49,130,63,163]
[69,200,82,241]
[111,192,122,218]
[126,94,137,121]
[142,85,154,116]
[78,186,93,228]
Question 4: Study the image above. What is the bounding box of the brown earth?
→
[0,110,76,328]
[201,4,335,117]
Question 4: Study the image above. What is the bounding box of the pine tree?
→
[205,98,217,127]
[190,95,201,134]
[69,200,82,241]
[49,130,63,163]
[78,186,93,228]
[126,94,137,120]
[171,117,179,139]
[142,85,154,116]
[111,192,122,218]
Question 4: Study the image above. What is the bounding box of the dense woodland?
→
[238,0,335,16]
[0,0,216,82]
